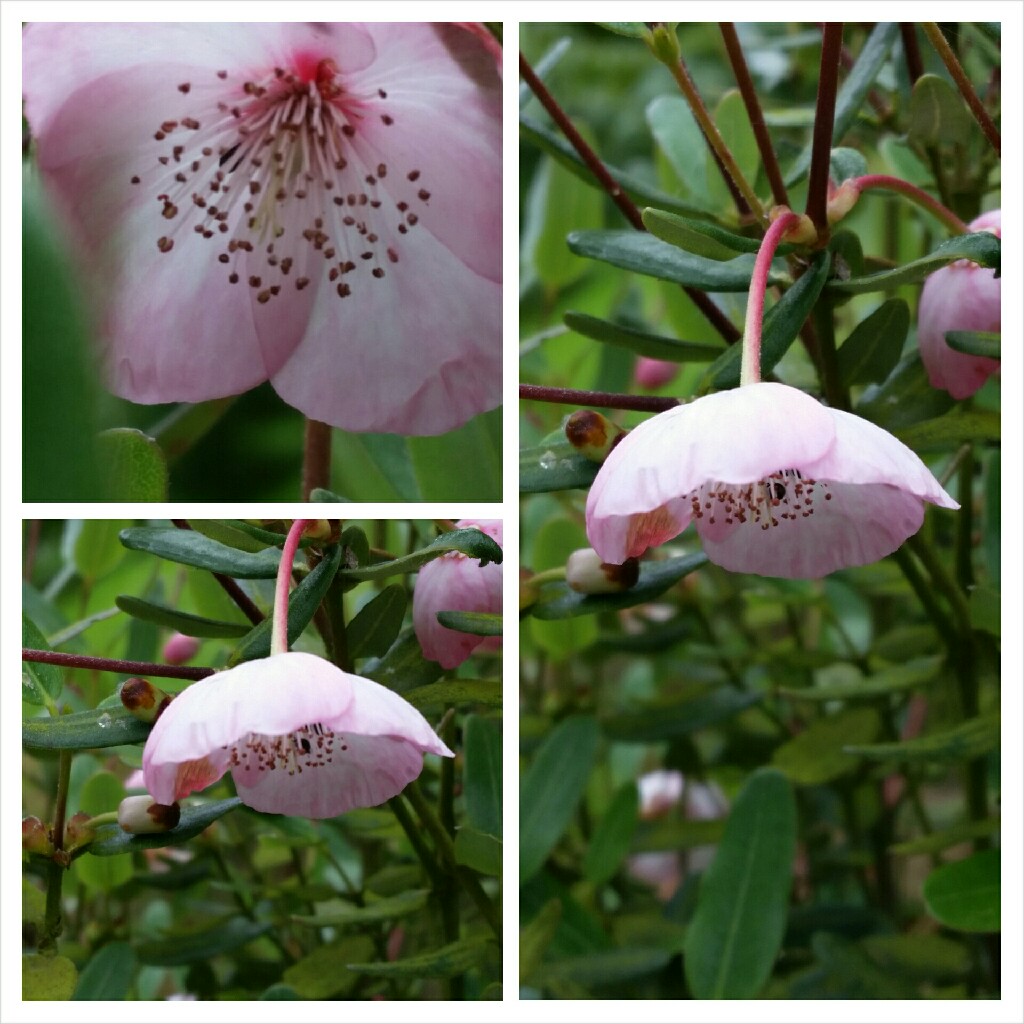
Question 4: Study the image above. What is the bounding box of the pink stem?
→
[849,174,970,234]
[271,519,312,656]
[740,212,803,386]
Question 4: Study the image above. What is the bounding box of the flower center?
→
[132,58,432,304]
[689,470,834,531]
[228,722,347,775]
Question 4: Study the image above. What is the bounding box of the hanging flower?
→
[918,209,1001,399]
[585,382,958,579]
[413,520,502,669]
[142,651,453,818]
[22,22,501,435]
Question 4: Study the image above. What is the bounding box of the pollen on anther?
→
[157,237,173,253]
[178,83,191,94]
[408,170,420,181]
[381,114,393,125]
[131,175,141,184]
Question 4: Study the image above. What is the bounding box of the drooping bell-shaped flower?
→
[413,520,503,669]
[143,651,453,818]
[918,209,1001,399]
[586,382,958,579]
[22,22,501,435]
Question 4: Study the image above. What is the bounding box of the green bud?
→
[648,22,681,66]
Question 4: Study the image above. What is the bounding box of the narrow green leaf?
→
[889,816,1000,856]
[23,705,150,751]
[646,96,713,207]
[227,544,342,665]
[568,229,784,291]
[259,984,300,1000]
[97,429,169,501]
[22,615,63,705]
[772,708,881,784]
[520,716,600,883]
[843,714,1000,763]
[74,520,130,584]
[520,899,563,984]
[150,397,237,463]
[454,827,502,876]
[945,330,1000,358]
[136,916,271,966]
[310,487,349,502]
[72,941,136,1000]
[283,937,375,998]
[84,798,242,857]
[436,610,502,636]
[348,585,408,661]
[908,73,972,147]
[339,528,502,581]
[787,932,917,999]
[114,595,249,638]
[643,207,769,259]
[519,37,571,109]
[361,627,443,693]
[118,527,281,578]
[520,441,600,494]
[862,933,972,981]
[402,679,502,711]
[187,519,273,553]
[531,552,709,619]
[923,849,1000,932]
[837,299,909,386]
[684,768,797,999]
[464,715,502,837]
[596,22,650,39]
[565,308,723,363]
[829,147,868,183]
[856,351,955,430]
[293,889,430,927]
[706,90,759,211]
[601,688,760,743]
[827,232,1000,294]
[348,939,495,979]
[780,656,942,701]
[703,250,830,390]
[537,948,673,986]
[583,782,639,886]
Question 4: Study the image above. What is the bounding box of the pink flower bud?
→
[565,548,640,594]
[22,816,52,855]
[918,209,1001,399]
[633,357,679,390]
[162,633,200,666]
[117,796,181,834]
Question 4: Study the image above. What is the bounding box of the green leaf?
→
[362,628,443,692]
[23,705,151,751]
[923,849,1000,932]
[564,308,723,362]
[22,615,63,705]
[187,519,276,553]
[348,938,496,979]
[829,147,868,183]
[787,932,916,999]
[292,889,430,927]
[310,487,349,502]
[114,595,249,638]
[856,351,955,430]
[837,299,909,386]
[520,899,563,984]
[894,410,1001,451]
[85,798,242,857]
[520,441,600,494]
[601,687,760,743]
[780,656,943,701]
[531,552,709,619]
[339,527,502,581]
[97,429,169,501]
[347,585,407,661]
[118,527,281,578]
[889,816,1001,856]
[583,782,639,886]
[464,714,502,837]
[454,826,502,876]
[706,90,759,212]
[969,586,1000,636]
[827,232,1000,294]
[908,73,972,147]
[226,544,342,665]
[520,37,570,109]
[567,229,784,291]
[702,250,830,390]
[408,407,502,501]
[283,937,375,998]
[402,678,502,711]
[684,768,797,999]
[646,96,712,207]
[945,330,1000,358]
[843,714,1000,763]
[72,941,136,1000]
[76,771,133,891]
[150,397,237,464]
[136,916,271,966]
[537,948,673,986]
[74,520,131,584]
[596,22,650,39]
[520,716,600,883]
[643,208,755,261]
[785,23,900,186]
[436,610,503,636]
[861,933,972,981]
[772,708,882,785]
[23,954,78,1001]
[259,984,301,1000]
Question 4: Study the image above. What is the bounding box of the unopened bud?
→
[565,410,626,463]
[826,180,861,225]
[120,677,171,723]
[566,549,640,593]
[771,208,817,245]
[647,22,681,65]
[64,812,95,852]
[162,632,200,665]
[118,796,181,834]
[634,357,679,390]
[302,519,333,541]
[22,816,52,855]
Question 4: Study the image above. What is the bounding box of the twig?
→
[806,24,844,237]
[22,648,214,681]
[519,383,679,413]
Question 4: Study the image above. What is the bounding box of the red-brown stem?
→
[849,174,970,234]
[302,419,332,501]
[922,22,1000,156]
[22,649,213,681]
[172,519,264,625]
[900,23,924,84]
[520,50,741,344]
[719,23,789,208]
[806,24,844,237]
[740,212,803,386]
[519,383,679,413]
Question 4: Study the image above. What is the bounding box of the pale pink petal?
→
[452,23,503,72]
[637,770,684,818]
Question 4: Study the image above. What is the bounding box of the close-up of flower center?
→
[689,470,833,534]
[135,54,431,305]
[227,722,349,776]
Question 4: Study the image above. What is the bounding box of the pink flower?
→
[22,23,501,435]
[918,209,1001,399]
[142,651,453,818]
[586,382,957,579]
[637,770,684,819]
[413,520,502,669]
[162,632,200,665]
[634,357,679,390]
